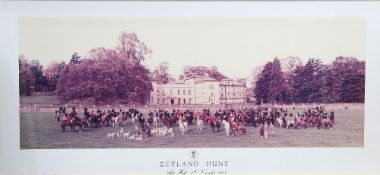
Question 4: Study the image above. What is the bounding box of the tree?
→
[280,56,303,102]
[267,58,288,103]
[208,66,228,81]
[57,32,153,104]
[44,61,66,91]
[19,55,34,96]
[281,56,303,73]
[151,62,173,84]
[181,65,228,80]
[30,60,48,92]
[254,62,271,104]
[291,58,331,103]
[254,58,288,104]
[117,32,152,65]
[253,56,365,104]
[70,52,81,64]
[331,56,365,102]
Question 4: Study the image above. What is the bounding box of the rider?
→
[210,114,217,125]
[181,114,188,123]
[71,107,79,122]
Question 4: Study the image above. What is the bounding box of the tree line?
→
[19,31,365,104]
[19,31,229,104]
[253,56,365,104]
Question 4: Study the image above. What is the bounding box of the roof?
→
[219,79,246,86]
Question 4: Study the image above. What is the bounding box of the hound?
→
[107,132,117,139]
[135,134,143,140]
[123,132,130,139]
[131,114,137,124]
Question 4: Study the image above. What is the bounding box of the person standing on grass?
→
[264,122,269,138]
[260,123,265,138]
[138,113,145,129]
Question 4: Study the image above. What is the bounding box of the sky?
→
[19,18,366,80]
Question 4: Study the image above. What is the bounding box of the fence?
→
[19,103,364,113]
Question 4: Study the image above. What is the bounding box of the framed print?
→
[1,1,380,175]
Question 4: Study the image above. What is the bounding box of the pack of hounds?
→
[107,127,174,140]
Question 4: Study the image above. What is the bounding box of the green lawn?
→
[20,105,364,149]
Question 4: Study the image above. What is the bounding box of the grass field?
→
[20,94,60,105]
[20,104,364,149]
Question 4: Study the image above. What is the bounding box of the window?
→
[183,99,186,104]
[157,98,160,104]
[178,98,181,104]
[170,89,173,95]
[189,98,192,104]
[162,99,165,104]
[183,90,186,95]
[178,90,180,95]
[233,93,235,97]
[162,90,165,95]
[188,90,191,95]
[209,84,214,90]
[151,97,154,103]
[221,93,224,98]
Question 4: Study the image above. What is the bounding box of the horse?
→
[210,121,221,133]
[60,114,83,132]
[60,114,71,132]
[101,112,114,127]
[131,113,137,124]
[153,115,158,127]
[121,115,128,126]
[322,118,333,130]
[221,120,230,136]
[147,116,154,127]
[286,117,295,129]
[71,117,84,132]
[275,117,283,128]
[54,110,61,122]
[196,116,204,131]
[88,113,101,128]
[112,115,123,127]
[178,119,188,135]
[329,112,335,124]
[231,122,246,136]
[142,124,152,137]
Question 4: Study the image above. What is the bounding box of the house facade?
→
[149,75,247,105]
[219,79,247,104]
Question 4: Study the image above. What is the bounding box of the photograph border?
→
[1,1,380,175]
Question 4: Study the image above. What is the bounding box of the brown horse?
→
[61,115,83,132]
[71,118,84,132]
[100,112,113,127]
[322,118,333,130]
[231,122,246,136]
[61,115,72,132]
[210,121,221,133]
